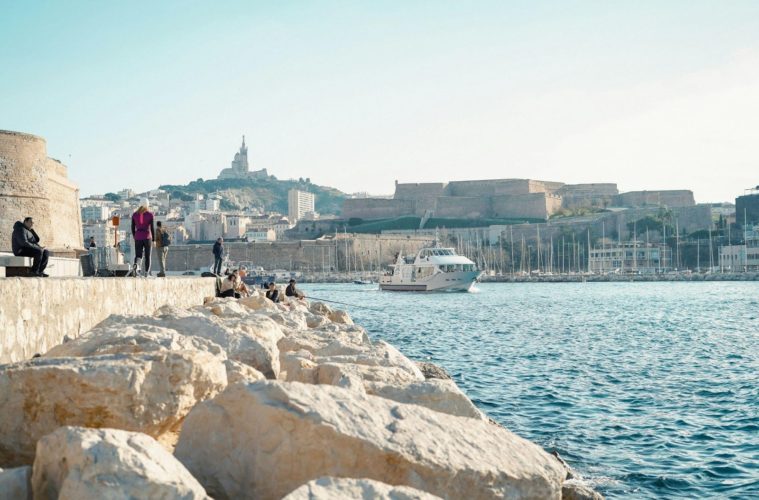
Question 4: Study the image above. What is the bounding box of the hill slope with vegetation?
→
[158,176,346,215]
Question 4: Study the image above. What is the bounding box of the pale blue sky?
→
[2,1,758,202]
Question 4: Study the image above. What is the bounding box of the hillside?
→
[159,176,346,215]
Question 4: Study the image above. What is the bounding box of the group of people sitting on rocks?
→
[218,269,251,299]
[264,279,306,303]
[217,269,306,304]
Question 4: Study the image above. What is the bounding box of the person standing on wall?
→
[212,237,224,275]
[130,198,155,277]
[155,221,170,277]
[11,217,49,277]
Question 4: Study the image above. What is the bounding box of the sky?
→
[2,0,758,203]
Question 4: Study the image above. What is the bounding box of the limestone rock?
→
[225,359,265,385]
[562,480,605,500]
[239,294,277,312]
[0,466,32,500]
[99,308,283,379]
[327,309,354,325]
[365,379,485,420]
[305,313,329,329]
[175,381,565,500]
[283,477,441,500]
[415,361,452,381]
[32,426,209,499]
[0,351,226,466]
[309,302,333,316]
[43,324,226,359]
[268,311,308,331]
[277,325,370,356]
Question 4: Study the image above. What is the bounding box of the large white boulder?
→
[283,477,441,500]
[32,426,209,499]
[0,466,32,500]
[365,379,485,420]
[43,324,226,359]
[281,353,423,388]
[238,294,278,312]
[98,307,283,379]
[175,381,565,500]
[0,351,226,466]
[277,325,371,356]
[309,302,333,316]
[328,309,354,325]
[225,359,265,385]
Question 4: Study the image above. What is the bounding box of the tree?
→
[104,192,121,202]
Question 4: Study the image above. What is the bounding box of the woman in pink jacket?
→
[130,198,155,276]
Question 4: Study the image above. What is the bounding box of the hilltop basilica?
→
[217,136,268,180]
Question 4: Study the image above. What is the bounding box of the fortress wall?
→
[46,158,83,253]
[446,180,497,197]
[434,196,491,218]
[615,190,695,208]
[393,182,446,200]
[342,198,412,219]
[491,193,558,219]
[412,196,437,215]
[538,181,565,193]
[559,183,619,196]
[0,277,216,363]
[0,131,52,252]
[165,236,432,272]
[670,204,713,233]
[0,130,83,255]
[558,183,619,209]
[524,180,565,194]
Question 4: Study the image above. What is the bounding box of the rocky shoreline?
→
[0,288,603,499]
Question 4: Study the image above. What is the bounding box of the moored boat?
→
[379,247,481,292]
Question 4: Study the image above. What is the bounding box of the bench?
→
[0,254,35,277]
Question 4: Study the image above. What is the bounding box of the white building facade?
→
[589,242,670,273]
[288,189,315,222]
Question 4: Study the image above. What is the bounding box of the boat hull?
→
[379,271,481,292]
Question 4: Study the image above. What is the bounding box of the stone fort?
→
[0,130,83,255]
[343,179,694,221]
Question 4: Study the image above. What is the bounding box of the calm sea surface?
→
[301,282,759,499]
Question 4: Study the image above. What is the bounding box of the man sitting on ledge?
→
[12,217,49,277]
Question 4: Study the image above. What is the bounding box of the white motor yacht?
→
[379,247,482,292]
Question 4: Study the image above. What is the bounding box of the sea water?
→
[301,281,759,499]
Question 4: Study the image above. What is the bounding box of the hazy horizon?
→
[2,1,758,203]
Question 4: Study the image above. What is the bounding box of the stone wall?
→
[45,159,83,256]
[491,193,561,219]
[0,277,216,363]
[558,183,619,209]
[615,190,695,208]
[0,130,82,255]
[166,235,433,272]
[434,196,491,218]
[393,182,446,200]
[342,198,414,220]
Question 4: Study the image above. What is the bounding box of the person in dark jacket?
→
[265,281,281,303]
[285,279,305,299]
[212,237,224,275]
[11,217,49,277]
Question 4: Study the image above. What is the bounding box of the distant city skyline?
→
[2,1,758,203]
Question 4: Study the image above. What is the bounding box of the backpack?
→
[161,230,171,246]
